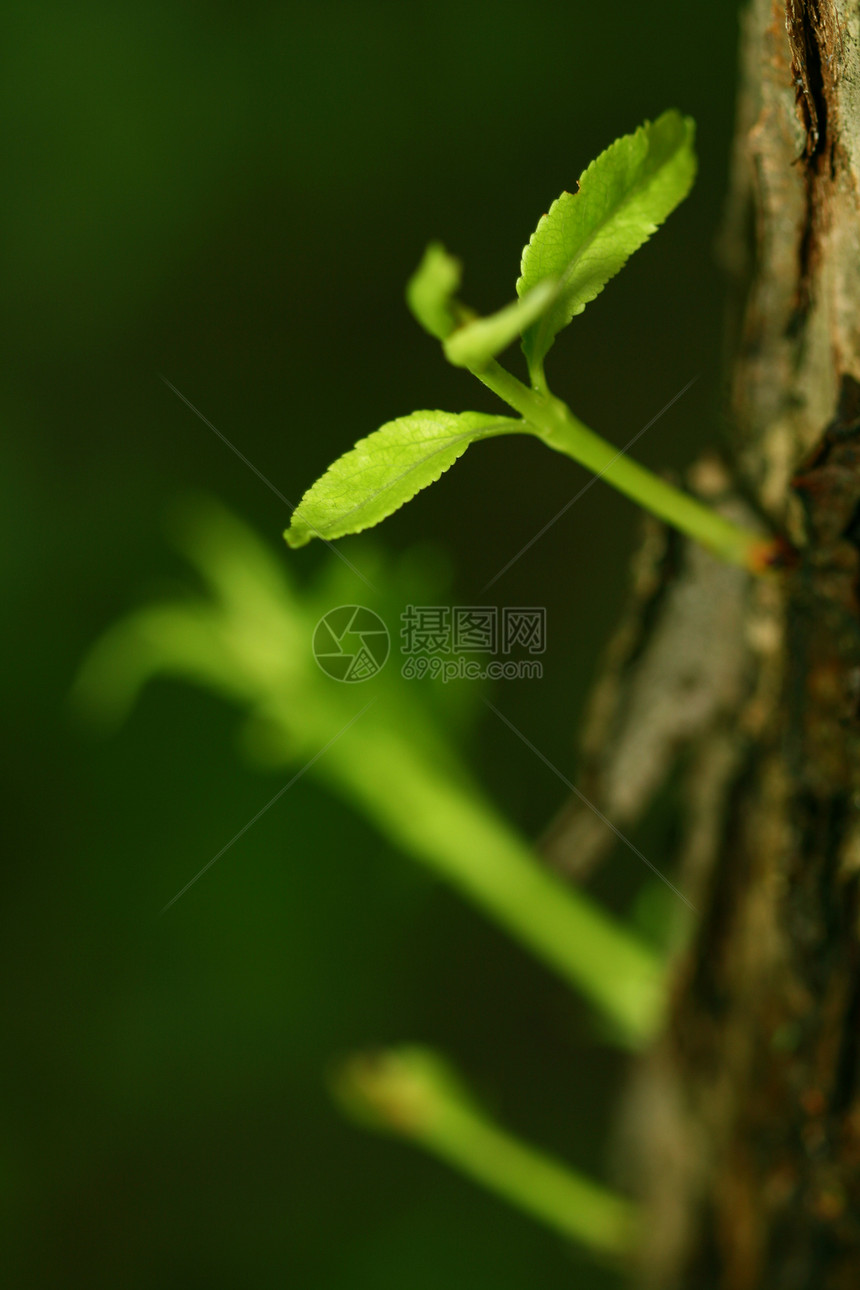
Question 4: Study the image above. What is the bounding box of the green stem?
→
[471,359,765,569]
[321,718,664,1047]
[333,1047,637,1258]
[529,356,549,396]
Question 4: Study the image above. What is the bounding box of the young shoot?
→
[332,1046,638,1257]
[285,111,776,572]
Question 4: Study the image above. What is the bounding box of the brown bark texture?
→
[636,2,860,1285]
[548,3,860,1286]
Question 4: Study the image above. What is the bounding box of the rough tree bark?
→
[547,2,860,1286]
[642,2,860,1285]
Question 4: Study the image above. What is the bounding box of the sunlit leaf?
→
[405,242,463,340]
[518,111,696,374]
[443,279,558,369]
[285,410,520,547]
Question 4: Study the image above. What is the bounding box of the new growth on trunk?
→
[634,4,860,1286]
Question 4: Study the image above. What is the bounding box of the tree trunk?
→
[632,2,860,1286]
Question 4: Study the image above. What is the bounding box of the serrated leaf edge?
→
[517,112,695,367]
[286,415,519,546]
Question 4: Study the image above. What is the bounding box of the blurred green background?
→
[4,2,742,1285]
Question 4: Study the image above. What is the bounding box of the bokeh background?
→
[5,2,743,1285]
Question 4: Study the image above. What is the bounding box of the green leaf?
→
[443,279,558,369]
[405,242,464,340]
[285,410,520,547]
[518,111,696,375]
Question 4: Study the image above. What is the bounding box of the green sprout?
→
[76,114,776,1268]
[285,111,776,572]
[73,501,663,1045]
[333,1046,638,1258]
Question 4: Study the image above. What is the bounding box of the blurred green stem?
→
[76,502,666,1046]
[316,711,664,1046]
[333,1046,637,1257]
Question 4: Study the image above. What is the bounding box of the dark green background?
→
[4,3,741,1285]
